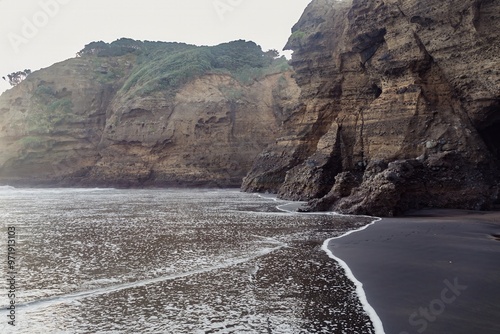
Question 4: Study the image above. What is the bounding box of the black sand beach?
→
[328,210,500,334]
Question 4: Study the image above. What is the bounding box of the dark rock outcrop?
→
[243,0,500,216]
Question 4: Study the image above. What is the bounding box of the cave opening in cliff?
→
[476,103,500,206]
[480,123,500,159]
[478,107,500,205]
[478,105,500,164]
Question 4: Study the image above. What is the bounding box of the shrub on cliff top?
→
[79,38,289,96]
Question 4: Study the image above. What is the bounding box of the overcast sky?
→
[0,0,312,94]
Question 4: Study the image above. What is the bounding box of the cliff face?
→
[243,0,500,216]
[0,40,300,187]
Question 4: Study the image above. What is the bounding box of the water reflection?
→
[0,189,375,333]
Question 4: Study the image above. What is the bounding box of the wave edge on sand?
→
[257,193,385,333]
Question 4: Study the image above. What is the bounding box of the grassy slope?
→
[78,38,291,97]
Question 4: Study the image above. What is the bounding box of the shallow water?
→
[0,188,375,333]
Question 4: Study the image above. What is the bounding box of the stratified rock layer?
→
[0,41,300,187]
[243,0,500,216]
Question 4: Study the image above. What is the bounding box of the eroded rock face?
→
[243,0,500,216]
[90,73,299,187]
[0,45,300,187]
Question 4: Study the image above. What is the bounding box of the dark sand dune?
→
[328,210,500,334]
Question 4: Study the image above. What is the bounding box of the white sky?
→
[0,0,312,94]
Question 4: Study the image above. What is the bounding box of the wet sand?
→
[0,189,377,333]
[328,209,500,334]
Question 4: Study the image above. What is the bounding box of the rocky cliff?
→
[0,40,300,187]
[242,0,500,216]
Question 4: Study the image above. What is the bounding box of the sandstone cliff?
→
[0,40,300,187]
[243,0,500,216]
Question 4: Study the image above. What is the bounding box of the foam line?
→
[322,218,385,334]
[255,193,316,214]
[257,192,385,334]
[0,244,285,313]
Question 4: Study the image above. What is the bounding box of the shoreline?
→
[0,183,244,190]
[322,218,385,334]
[260,192,386,333]
[326,209,500,334]
[4,187,499,332]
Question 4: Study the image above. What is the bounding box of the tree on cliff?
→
[76,41,108,57]
[76,38,143,57]
[2,69,31,86]
[264,49,280,59]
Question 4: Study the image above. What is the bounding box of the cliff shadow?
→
[477,103,500,204]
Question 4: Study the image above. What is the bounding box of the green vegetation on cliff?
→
[77,38,290,96]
